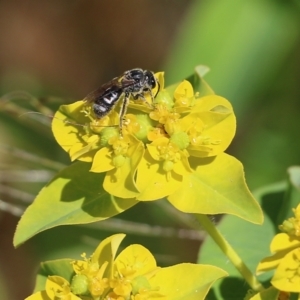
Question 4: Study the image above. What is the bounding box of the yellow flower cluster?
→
[26,234,227,300]
[257,204,300,293]
[279,205,300,237]
[69,247,162,300]
[52,72,236,202]
[26,235,162,300]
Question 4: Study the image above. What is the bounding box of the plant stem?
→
[195,213,264,292]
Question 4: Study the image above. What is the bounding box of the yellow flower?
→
[271,248,300,293]
[257,204,300,292]
[52,73,236,202]
[26,234,227,300]
[26,276,81,300]
[279,204,300,237]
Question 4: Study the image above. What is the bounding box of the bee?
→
[83,68,160,135]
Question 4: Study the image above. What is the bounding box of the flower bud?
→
[71,274,89,296]
[100,127,119,147]
[170,132,190,150]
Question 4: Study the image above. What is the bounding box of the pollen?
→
[49,278,72,299]
[125,114,153,142]
[89,115,111,134]
[71,255,111,298]
[150,103,180,126]
[153,143,182,178]
[89,277,109,297]
[157,143,181,163]
[187,118,221,147]
[124,114,140,135]
[110,137,130,156]
[147,127,168,141]
[110,278,132,297]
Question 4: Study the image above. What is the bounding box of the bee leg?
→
[148,89,155,103]
[133,92,153,108]
[132,93,144,100]
[118,92,130,136]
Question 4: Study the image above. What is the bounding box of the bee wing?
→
[121,77,137,87]
[83,77,122,103]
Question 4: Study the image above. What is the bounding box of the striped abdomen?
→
[93,86,123,118]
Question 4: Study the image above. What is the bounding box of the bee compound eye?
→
[151,77,156,88]
[145,72,156,89]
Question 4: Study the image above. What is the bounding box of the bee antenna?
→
[19,111,119,129]
[154,80,161,98]
[19,111,50,118]
[18,111,87,128]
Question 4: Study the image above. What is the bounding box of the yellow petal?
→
[155,71,165,91]
[256,250,290,275]
[270,233,300,253]
[193,95,233,111]
[91,147,114,173]
[52,101,90,154]
[174,80,194,100]
[114,244,157,277]
[271,248,300,292]
[92,234,126,278]
[45,276,80,300]
[147,137,169,161]
[173,156,192,176]
[103,136,144,198]
[181,110,236,158]
[25,291,49,300]
[136,151,183,201]
[150,263,227,300]
[103,158,140,198]
[69,137,99,162]
[72,260,88,275]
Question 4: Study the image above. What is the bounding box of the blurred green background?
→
[0,0,300,299]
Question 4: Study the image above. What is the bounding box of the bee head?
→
[144,70,157,89]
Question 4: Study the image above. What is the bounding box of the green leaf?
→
[165,1,299,117]
[168,153,263,224]
[165,66,214,100]
[92,233,126,278]
[14,161,138,247]
[288,166,300,190]
[185,65,215,97]
[198,182,286,299]
[199,214,274,299]
[34,259,74,292]
[276,166,300,225]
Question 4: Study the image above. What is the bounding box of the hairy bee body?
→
[84,68,159,135]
